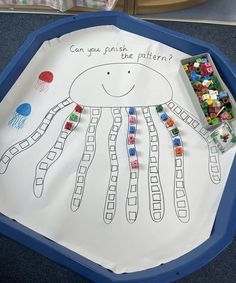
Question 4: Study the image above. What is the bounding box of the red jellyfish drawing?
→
[35,71,54,92]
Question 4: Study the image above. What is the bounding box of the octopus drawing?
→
[0,63,221,224]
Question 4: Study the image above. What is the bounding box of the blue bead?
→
[129,107,136,115]
[201,58,208,63]
[173,137,181,146]
[160,113,169,121]
[129,148,136,156]
[218,91,228,100]
[204,75,211,80]
[129,126,136,134]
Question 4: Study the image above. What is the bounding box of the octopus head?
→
[69,63,173,107]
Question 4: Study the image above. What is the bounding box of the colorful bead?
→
[75,104,83,113]
[129,126,136,134]
[160,113,169,121]
[129,107,136,115]
[131,160,139,169]
[69,113,78,122]
[129,148,136,156]
[165,117,174,128]
[128,135,135,144]
[175,147,184,156]
[129,116,136,124]
[65,121,73,130]
[156,105,163,113]
[171,127,179,136]
[173,137,181,147]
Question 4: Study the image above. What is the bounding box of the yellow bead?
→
[183,64,189,71]
[206,98,214,105]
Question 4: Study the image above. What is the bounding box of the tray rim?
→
[0,11,236,283]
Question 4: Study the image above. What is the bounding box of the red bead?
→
[65,121,73,130]
[75,104,83,113]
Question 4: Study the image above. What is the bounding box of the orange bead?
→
[165,118,174,127]
[175,147,184,156]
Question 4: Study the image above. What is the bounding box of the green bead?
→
[201,102,208,110]
[196,58,202,63]
[211,118,221,125]
[69,113,78,122]
[156,105,163,113]
[171,127,179,136]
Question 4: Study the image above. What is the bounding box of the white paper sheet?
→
[0,25,235,274]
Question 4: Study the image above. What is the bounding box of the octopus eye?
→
[107,72,110,75]
[128,70,131,74]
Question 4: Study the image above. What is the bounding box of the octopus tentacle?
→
[166,100,221,184]
[33,104,81,198]
[71,107,102,212]
[103,108,122,224]
[142,107,165,222]
[0,98,73,174]
[126,107,139,224]
[158,109,190,223]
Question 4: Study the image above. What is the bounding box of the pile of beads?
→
[183,56,234,126]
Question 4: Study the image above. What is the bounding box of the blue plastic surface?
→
[0,12,236,283]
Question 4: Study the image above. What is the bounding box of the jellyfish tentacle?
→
[33,106,82,198]
[0,98,73,174]
[71,107,102,212]
[166,100,221,184]
[126,108,139,224]
[103,108,122,224]
[158,110,190,223]
[142,107,165,222]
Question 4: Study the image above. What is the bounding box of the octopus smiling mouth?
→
[102,84,135,97]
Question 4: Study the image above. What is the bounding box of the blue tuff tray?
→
[0,12,236,283]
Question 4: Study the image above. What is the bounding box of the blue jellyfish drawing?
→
[8,103,32,129]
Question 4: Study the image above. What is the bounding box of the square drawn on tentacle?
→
[73,198,80,207]
[86,145,94,152]
[10,147,18,155]
[111,175,117,182]
[88,126,95,133]
[19,140,29,149]
[55,142,63,150]
[108,194,115,201]
[150,166,158,173]
[150,156,157,163]
[36,178,43,185]
[82,154,91,161]
[77,176,84,183]
[128,197,136,206]
[151,176,158,183]
[115,117,121,123]
[106,213,112,220]
[79,166,87,174]
[151,135,157,142]
[91,118,98,124]
[107,202,114,210]
[47,151,56,161]
[151,185,159,192]
[174,107,182,115]
[113,109,120,114]
[2,155,10,164]
[32,132,41,141]
[39,162,48,170]
[87,135,95,142]
[153,202,161,210]
[92,109,100,115]
[153,193,161,201]
[131,185,137,192]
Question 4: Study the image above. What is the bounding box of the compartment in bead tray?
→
[180,53,236,130]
